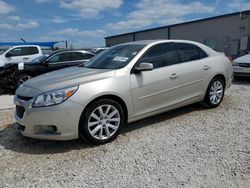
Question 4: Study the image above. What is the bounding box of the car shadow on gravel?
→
[0,124,92,155]
[0,103,209,155]
[121,103,208,135]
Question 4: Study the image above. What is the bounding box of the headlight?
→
[232,61,238,66]
[32,86,78,107]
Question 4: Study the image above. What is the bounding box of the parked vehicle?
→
[2,49,95,89]
[89,47,108,54]
[0,63,19,94]
[0,45,43,67]
[14,40,233,144]
[232,53,250,78]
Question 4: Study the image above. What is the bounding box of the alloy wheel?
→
[19,75,31,86]
[209,80,224,105]
[87,104,120,140]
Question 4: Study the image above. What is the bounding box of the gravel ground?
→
[0,79,249,188]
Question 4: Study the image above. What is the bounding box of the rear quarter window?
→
[176,43,208,63]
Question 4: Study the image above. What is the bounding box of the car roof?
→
[114,39,218,57]
[9,45,40,48]
[49,49,94,56]
[121,39,205,46]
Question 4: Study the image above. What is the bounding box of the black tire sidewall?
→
[16,74,31,87]
[205,77,225,108]
[79,99,125,145]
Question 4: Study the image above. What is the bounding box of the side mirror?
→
[5,53,12,58]
[43,60,49,66]
[134,63,153,73]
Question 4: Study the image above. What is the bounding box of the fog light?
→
[46,125,57,133]
[34,125,59,135]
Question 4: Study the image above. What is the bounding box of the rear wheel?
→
[204,77,225,108]
[17,74,32,87]
[79,99,125,145]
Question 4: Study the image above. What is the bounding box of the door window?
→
[49,52,71,63]
[25,47,39,55]
[8,48,23,56]
[71,52,94,61]
[139,43,179,68]
[7,47,39,57]
[176,43,208,63]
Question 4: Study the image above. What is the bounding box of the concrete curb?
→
[0,95,15,129]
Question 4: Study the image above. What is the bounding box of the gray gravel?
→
[0,79,250,188]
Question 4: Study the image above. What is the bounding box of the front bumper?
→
[233,66,250,77]
[14,95,84,140]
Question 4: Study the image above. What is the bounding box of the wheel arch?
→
[204,73,226,100]
[211,74,226,86]
[79,94,128,124]
[78,94,129,142]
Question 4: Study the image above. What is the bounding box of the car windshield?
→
[0,48,9,55]
[30,55,49,64]
[85,44,146,69]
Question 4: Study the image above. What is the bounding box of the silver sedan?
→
[14,40,233,144]
[232,53,250,78]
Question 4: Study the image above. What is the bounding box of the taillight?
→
[227,56,233,63]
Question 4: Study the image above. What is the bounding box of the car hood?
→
[234,54,250,63]
[17,67,116,96]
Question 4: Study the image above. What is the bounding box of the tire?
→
[79,99,125,145]
[16,74,32,87]
[204,77,225,108]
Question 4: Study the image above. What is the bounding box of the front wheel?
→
[17,74,32,87]
[204,77,225,108]
[79,99,125,145]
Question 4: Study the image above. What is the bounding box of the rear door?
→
[23,47,40,62]
[175,43,210,102]
[130,42,181,117]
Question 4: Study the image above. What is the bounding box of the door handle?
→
[23,57,29,60]
[170,73,179,79]
[203,65,210,70]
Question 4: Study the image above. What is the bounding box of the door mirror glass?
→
[134,63,153,72]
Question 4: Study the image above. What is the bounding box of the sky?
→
[0,0,250,48]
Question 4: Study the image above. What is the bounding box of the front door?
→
[5,47,30,64]
[46,52,71,72]
[130,42,181,117]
